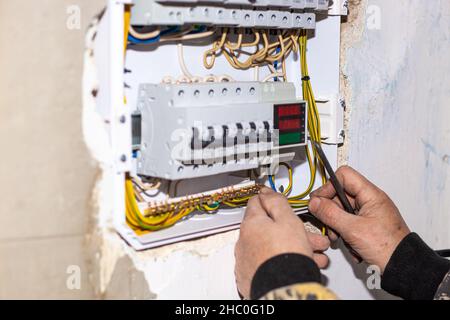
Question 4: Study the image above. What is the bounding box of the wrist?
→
[379,229,410,273]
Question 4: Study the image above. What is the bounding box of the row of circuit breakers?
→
[131,0,329,28]
[133,82,307,180]
[131,0,326,180]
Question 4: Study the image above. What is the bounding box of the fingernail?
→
[309,197,321,212]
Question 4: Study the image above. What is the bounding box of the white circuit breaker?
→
[135,81,307,179]
[91,0,346,249]
[130,0,327,28]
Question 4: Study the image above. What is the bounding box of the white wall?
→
[344,0,450,251]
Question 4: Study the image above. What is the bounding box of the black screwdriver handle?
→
[312,141,362,263]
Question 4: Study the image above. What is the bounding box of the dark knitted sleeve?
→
[381,233,450,300]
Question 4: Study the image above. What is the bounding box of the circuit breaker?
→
[134,81,306,179]
[130,0,324,28]
[90,0,346,249]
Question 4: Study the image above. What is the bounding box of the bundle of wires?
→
[126,175,263,233]
[127,24,215,45]
[203,28,299,82]
[125,176,213,234]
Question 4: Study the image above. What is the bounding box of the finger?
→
[313,253,329,269]
[334,166,382,207]
[332,195,357,210]
[309,197,357,235]
[310,181,336,199]
[312,183,357,211]
[258,187,296,222]
[312,166,381,207]
[259,186,273,194]
[242,195,271,222]
[326,228,339,242]
[307,232,330,252]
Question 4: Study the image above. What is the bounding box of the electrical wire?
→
[177,43,195,80]
[131,178,161,197]
[123,6,131,54]
[128,25,160,39]
[287,31,327,210]
[203,28,297,78]
[127,25,215,45]
[262,72,284,82]
[159,30,216,43]
[268,163,293,196]
[268,176,277,191]
[171,42,235,84]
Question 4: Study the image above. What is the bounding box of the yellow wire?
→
[123,6,131,54]
[287,32,328,210]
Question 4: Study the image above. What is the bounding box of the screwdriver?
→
[311,140,363,263]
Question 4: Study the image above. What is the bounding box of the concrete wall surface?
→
[0,0,104,299]
[343,0,450,251]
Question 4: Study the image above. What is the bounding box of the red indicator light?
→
[279,118,301,130]
[277,104,301,117]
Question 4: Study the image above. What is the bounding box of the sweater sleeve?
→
[381,232,450,300]
[250,253,338,300]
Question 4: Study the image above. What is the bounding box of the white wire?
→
[166,40,236,84]
[262,72,284,82]
[128,25,160,40]
[160,30,216,42]
[253,65,259,81]
[177,43,194,80]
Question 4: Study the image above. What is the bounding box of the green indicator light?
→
[279,132,302,145]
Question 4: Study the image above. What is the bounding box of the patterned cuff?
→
[250,253,321,300]
[260,283,338,300]
[435,270,450,300]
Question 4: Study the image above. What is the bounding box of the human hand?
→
[308,166,410,272]
[235,187,330,299]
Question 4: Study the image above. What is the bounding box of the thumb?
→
[309,197,357,236]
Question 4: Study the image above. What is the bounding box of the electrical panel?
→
[90,0,346,249]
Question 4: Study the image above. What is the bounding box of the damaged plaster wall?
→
[83,7,243,299]
[342,0,450,253]
[0,0,105,299]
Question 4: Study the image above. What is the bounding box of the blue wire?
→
[273,46,281,81]
[191,25,206,33]
[128,33,160,44]
[268,176,277,192]
[128,25,206,45]
[160,26,179,36]
[127,26,180,44]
